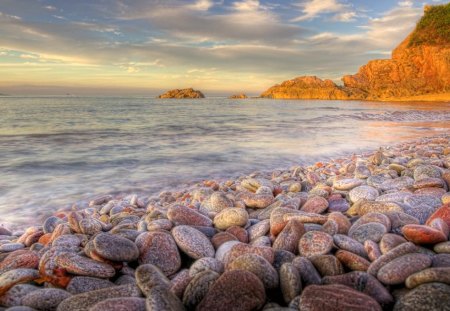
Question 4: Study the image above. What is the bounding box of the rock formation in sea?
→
[229,94,248,99]
[158,88,205,99]
[261,4,450,101]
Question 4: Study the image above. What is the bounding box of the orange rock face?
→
[261,5,450,101]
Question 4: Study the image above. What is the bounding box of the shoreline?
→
[0,134,449,309]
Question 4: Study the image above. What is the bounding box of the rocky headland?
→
[158,88,205,99]
[261,4,450,101]
[1,135,450,310]
[229,94,248,99]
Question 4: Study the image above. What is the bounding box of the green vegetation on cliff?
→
[409,3,450,46]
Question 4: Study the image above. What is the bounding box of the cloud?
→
[398,1,413,7]
[187,0,214,11]
[43,5,57,11]
[292,0,356,22]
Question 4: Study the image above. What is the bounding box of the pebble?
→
[413,165,441,181]
[434,241,450,253]
[368,242,418,276]
[172,225,215,259]
[377,253,432,285]
[0,284,39,307]
[322,272,393,305]
[22,288,71,311]
[333,234,367,258]
[327,198,350,212]
[135,264,170,296]
[66,276,115,294]
[56,284,142,311]
[336,250,370,271]
[349,186,379,203]
[0,243,25,253]
[365,240,382,261]
[402,224,448,244]
[188,257,223,277]
[145,286,184,311]
[309,255,344,276]
[135,231,181,276]
[426,203,450,227]
[291,257,321,286]
[228,253,278,289]
[299,284,382,311]
[167,205,212,227]
[247,219,270,241]
[333,178,364,191]
[298,231,333,257]
[170,269,191,298]
[273,219,305,253]
[93,233,139,262]
[393,282,450,311]
[0,269,40,296]
[213,208,248,230]
[197,270,266,311]
[301,196,328,214]
[405,267,450,288]
[350,222,387,244]
[89,297,146,311]
[55,252,116,278]
[279,263,301,304]
[0,250,40,274]
[182,270,219,308]
[379,233,407,254]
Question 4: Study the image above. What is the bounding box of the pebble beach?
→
[1,134,450,311]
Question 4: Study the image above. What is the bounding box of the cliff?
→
[260,76,365,100]
[158,88,205,99]
[261,4,450,101]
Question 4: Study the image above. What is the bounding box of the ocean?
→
[1,96,449,225]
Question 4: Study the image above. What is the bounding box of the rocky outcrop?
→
[229,94,248,99]
[260,76,365,100]
[158,88,205,99]
[261,4,450,101]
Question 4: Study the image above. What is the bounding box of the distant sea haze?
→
[1,96,449,226]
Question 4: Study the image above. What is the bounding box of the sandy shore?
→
[0,134,449,310]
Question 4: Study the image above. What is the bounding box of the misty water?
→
[1,96,449,225]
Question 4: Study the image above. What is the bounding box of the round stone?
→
[364,240,382,261]
[189,257,223,277]
[273,219,305,254]
[291,257,321,286]
[0,284,39,307]
[43,216,64,234]
[380,176,414,192]
[349,186,379,203]
[333,234,367,258]
[226,226,248,243]
[171,225,215,259]
[167,205,212,227]
[298,231,333,257]
[350,223,387,244]
[379,234,407,254]
[57,284,142,311]
[207,192,233,213]
[170,269,192,299]
[228,254,279,289]
[402,224,448,245]
[135,231,181,276]
[66,277,115,295]
[197,270,266,311]
[211,232,238,249]
[22,288,72,311]
[327,198,350,213]
[145,286,185,311]
[0,250,40,274]
[309,255,344,277]
[405,267,450,288]
[413,165,441,181]
[279,262,301,304]
[89,297,146,311]
[135,264,170,297]
[322,271,393,306]
[328,212,351,234]
[213,208,249,230]
[393,282,450,311]
[377,253,432,285]
[301,196,328,214]
[0,269,40,296]
[299,284,382,311]
[426,203,450,228]
[225,243,274,268]
[333,179,364,191]
[182,270,219,309]
[247,219,270,241]
[434,241,450,254]
[55,252,116,278]
[93,233,139,262]
[336,250,370,271]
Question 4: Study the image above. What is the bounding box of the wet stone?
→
[377,253,432,285]
[333,234,367,258]
[333,179,364,191]
[402,224,447,245]
[228,253,279,289]
[309,255,344,277]
[298,231,333,257]
[171,225,215,259]
[301,196,328,214]
[349,186,379,203]
[279,263,301,304]
[413,165,441,181]
[336,250,370,271]
[197,270,266,311]
[299,284,382,311]
[145,286,185,311]
[167,205,212,227]
[327,198,350,212]
[291,256,321,286]
[22,288,72,311]
[182,270,219,309]
[405,267,450,288]
[350,223,387,244]
[273,219,305,254]
[135,264,170,297]
[93,233,139,262]
[213,208,249,230]
[0,269,40,296]
[66,276,115,295]
[189,257,223,277]
[380,234,407,254]
[135,231,181,276]
[55,252,116,278]
[0,284,39,308]
[393,282,450,311]
[89,297,146,311]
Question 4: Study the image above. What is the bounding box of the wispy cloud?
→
[291,0,357,22]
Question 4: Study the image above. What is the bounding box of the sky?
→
[0,0,447,95]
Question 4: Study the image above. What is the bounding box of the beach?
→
[0,133,449,310]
